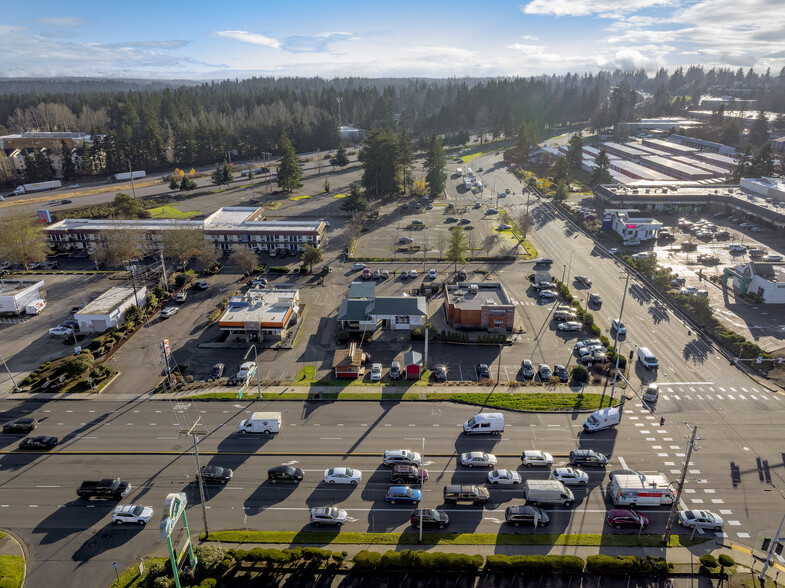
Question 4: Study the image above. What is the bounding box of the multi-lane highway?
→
[1,396,783,587]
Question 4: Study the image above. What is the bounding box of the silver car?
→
[310,506,348,527]
[678,510,724,531]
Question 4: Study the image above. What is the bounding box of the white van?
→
[463,412,504,435]
[643,383,659,403]
[583,406,621,433]
[523,480,575,506]
[25,299,47,315]
[238,412,281,434]
[637,347,658,370]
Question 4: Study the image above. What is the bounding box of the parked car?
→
[520,359,535,379]
[554,364,569,382]
[457,269,467,280]
[370,363,382,381]
[477,364,490,379]
[521,450,554,467]
[160,306,179,318]
[569,449,608,467]
[607,509,649,530]
[609,248,621,255]
[194,280,209,290]
[410,269,418,278]
[460,451,497,468]
[310,506,347,527]
[539,290,557,300]
[18,435,58,450]
[267,465,304,483]
[48,326,74,337]
[401,270,409,279]
[229,361,256,384]
[2,418,38,434]
[389,361,401,379]
[575,339,602,350]
[537,364,552,380]
[362,268,372,280]
[433,364,447,382]
[372,269,380,279]
[550,467,589,485]
[488,469,522,485]
[498,224,512,230]
[68,184,80,189]
[428,268,437,279]
[410,509,449,529]
[558,321,582,332]
[386,486,422,505]
[446,216,458,223]
[391,465,428,484]
[324,467,362,484]
[383,449,422,468]
[112,504,154,525]
[208,363,225,381]
[351,263,366,271]
[678,510,724,531]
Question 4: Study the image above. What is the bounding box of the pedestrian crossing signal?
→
[659,417,665,427]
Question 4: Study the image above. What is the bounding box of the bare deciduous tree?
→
[346,213,364,250]
[0,211,51,269]
[93,225,149,268]
[516,210,533,245]
[436,231,446,258]
[196,243,221,268]
[159,225,205,269]
[230,246,259,274]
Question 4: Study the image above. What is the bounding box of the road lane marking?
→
[36,485,60,488]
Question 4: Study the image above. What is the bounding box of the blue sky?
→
[1,0,783,79]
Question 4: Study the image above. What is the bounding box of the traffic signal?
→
[660,417,665,427]
[777,543,784,556]
[763,538,771,552]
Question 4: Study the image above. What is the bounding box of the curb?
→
[0,528,27,588]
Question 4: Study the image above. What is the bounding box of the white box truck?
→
[107,170,146,183]
[610,473,674,507]
[10,180,62,196]
[582,406,621,433]
[523,480,574,506]
[238,412,281,435]
[463,412,504,435]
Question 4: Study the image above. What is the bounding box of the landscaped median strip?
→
[201,530,707,548]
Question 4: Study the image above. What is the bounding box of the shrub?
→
[353,550,381,569]
[590,324,602,336]
[62,351,95,379]
[571,365,589,383]
[717,554,735,568]
[269,266,291,273]
[331,552,345,564]
[337,330,350,344]
[583,313,594,326]
[599,335,610,348]
[486,555,512,570]
[197,580,217,588]
[700,554,719,569]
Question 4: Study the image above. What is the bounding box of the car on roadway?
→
[473,202,481,209]
[460,217,472,225]
[550,467,589,485]
[197,465,233,484]
[460,451,497,468]
[48,325,74,337]
[60,199,72,204]
[505,505,550,527]
[324,467,362,484]
[160,306,179,318]
[18,435,58,450]
[539,290,557,300]
[112,504,154,525]
[606,509,649,529]
[383,449,422,468]
[428,268,437,279]
[391,465,428,484]
[411,219,424,225]
[609,248,621,255]
[370,363,382,381]
[589,293,602,307]
[678,510,724,531]
[520,359,535,379]
[47,199,60,205]
[194,280,209,290]
[267,465,304,483]
[574,275,592,287]
[410,269,418,278]
[486,208,499,214]
[175,291,188,302]
[569,449,608,467]
[386,486,422,505]
[537,364,552,380]
[2,418,38,434]
[433,364,447,382]
[411,509,449,529]
[521,450,554,467]
[611,319,627,334]
[208,363,224,381]
[554,364,569,382]
[477,364,490,379]
[763,254,784,262]
[534,258,553,266]
[488,469,522,485]
[68,184,80,189]
[351,263,366,271]
[558,321,582,332]
[310,506,347,527]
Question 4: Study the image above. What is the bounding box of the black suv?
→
[443,484,489,505]
[411,508,449,529]
[267,465,304,483]
[391,465,428,484]
[197,465,233,484]
[569,449,608,467]
[2,417,38,434]
[505,505,550,527]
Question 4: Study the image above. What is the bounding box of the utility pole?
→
[609,272,631,403]
[0,351,20,392]
[160,250,169,293]
[760,512,785,580]
[663,424,700,545]
[128,161,138,200]
[180,414,210,539]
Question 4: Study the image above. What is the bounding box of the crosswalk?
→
[656,383,782,409]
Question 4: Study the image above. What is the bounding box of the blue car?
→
[386,485,422,505]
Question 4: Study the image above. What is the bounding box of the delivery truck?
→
[238,411,281,434]
[9,180,62,196]
[107,170,146,183]
[582,406,621,433]
[523,479,574,506]
[610,473,674,507]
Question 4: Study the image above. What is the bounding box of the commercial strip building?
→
[0,280,45,315]
[336,282,427,332]
[639,155,716,181]
[641,138,698,157]
[217,287,300,342]
[723,263,785,304]
[444,282,516,332]
[666,134,737,156]
[44,207,326,255]
[75,286,147,332]
[602,210,663,242]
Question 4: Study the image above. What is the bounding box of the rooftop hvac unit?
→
[469,284,479,293]
[485,298,495,305]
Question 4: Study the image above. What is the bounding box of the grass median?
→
[426,391,614,412]
[0,555,25,588]
[201,530,706,548]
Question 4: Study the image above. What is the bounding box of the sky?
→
[1,0,784,80]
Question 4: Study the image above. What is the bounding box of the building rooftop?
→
[219,288,298,327]
[612,159,675,181]
[630,144,672,158]
[600,142,648,159]
[641,138,698,155]
[76,286,139,316]
[0,279,44,296]
[348,281,376,299]
[672,156,727,176]
[641,155,714,179]
[445,282,514,311]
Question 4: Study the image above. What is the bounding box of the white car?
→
[410,270,418,278]
[460,451,498,468]
[370,363,382,381]
[763,254,784,262]
[611,319,627,334]
[539,290,557,300]
[160,306,179,318]
[112,504,154,525]
[488,469,522,485]
[175,291,187,302]
[558,321,582,332]
[521,450,553,467]
[324,467,362,484]
[68,184,80,189]
[428,269,437,279]
[678,510,724,531]
[351,263,366,271]
[550,467,589,486]
[234,361,256,381]
[48,326,74,337]
[498,224,512,230]
[574,339,602,350]
[578,344,606,357]
[609,248,621,255]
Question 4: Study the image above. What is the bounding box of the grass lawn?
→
[110,557,168,588]
[0,555,24,588]
[426,392,614,412]
[147,205,201,219]
[460,150,495,164]
[333,193,347,199]
[289,195,312,201]
[201,530,706,548]
[264,201,282,209]
[295,366,315,383]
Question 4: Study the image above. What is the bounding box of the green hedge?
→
[355,550,483,571]
[485,554,584,573]
[585,555,670,575]
[269,266,291,273]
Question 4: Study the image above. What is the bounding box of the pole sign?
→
[37,210,52,224]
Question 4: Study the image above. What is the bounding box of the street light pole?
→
[244,344,261,398]
[663,424,699,546]
[128,161,138,200]
[609,273,631,403]
[419,436,425,543]
[0,351,20,392]
[760,511,785,580]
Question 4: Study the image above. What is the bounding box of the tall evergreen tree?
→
[749,109,770,147]
[359,127,401,196]
[566,132,583,169]
[728,146,752,182]
[397,130,414,194]
[548,156,570,184]
[751,142,775,177]
[445,226,468,271]
[589,149,613,187]
[59,140,76,181]
[276,132,303,192]
[424,132,446,197]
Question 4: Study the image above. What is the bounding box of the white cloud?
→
[520,35,540,41]
[522,0,675,18]
[595,48,660,71]
[105,40,190,50]
[282,32,354,53]
[35,17,91,28]
[508,43,546,55]
[213,30,281,49]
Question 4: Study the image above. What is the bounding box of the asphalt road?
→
[0,397,783,587]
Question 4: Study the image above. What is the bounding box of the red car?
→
[606,509,649,530]
[362,268,372,280]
